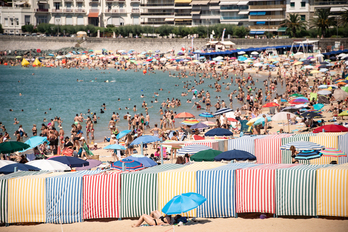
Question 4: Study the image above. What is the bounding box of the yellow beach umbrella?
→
[95,50,102,54]
[311,70,320,74]
[294,62,303,66]
[247,117,259,126]
[81,55,88,59]
[21,58,30,66]
[33,58,41,67]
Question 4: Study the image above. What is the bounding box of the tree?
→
[281,13,307,38]
[310,9,335,37]
[340,9,348,27]
[234,26,249,38]
[22,24,34,33]
[0,24,2,33]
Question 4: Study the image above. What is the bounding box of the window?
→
[10,18,14,26]
[16,18,19,26]
[5,18,8,27]
[119,3,124,8]
[66,15,72,25]
[77,3,82,8]
[66,3,71,8]
[37,16,48,24]
[108,3,112,10]
[25,15,30,25]
[133,15,139,25]
[301,2,305,7]
[290,2,295,7]
[77,15,84,25]
[55,3,60,9]
[301,15,305,21]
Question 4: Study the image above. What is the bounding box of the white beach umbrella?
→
[295,52,303,56]
[238,51,246,55]
[251,51,259,55]
[304,65,314,69]
[0,160,16,168]
[26,160,71,171]
[337,53,346,57]
[315,54,324,57]
[272,112,297,121]
[254,63,263,67]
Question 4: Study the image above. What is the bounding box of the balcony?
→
[65,9,74,13]
[175,13,192,17]
[141,21,174,25]
[131,0,140,2]
[141,12,174,16]
[220,16,249,20]
[113,0,125,2]
[89,0,100,3]
[132,9,140,14]
[52,9,64,13]
[249,4,286,10]
[53,0,61,2]
[75,9,86,13]
[249,15,284,20]
[65,0,73,1]
[105,9,127,13]
[36,8,49,12]
[76,0,84,2]
[249,25,280,30]
[141,4,174,9]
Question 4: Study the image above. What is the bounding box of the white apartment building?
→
[286,0,310,22]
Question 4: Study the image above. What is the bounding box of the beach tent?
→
[196,163,260,218]
[317,164,348,217]
[276,165,330,217]
[228,135,268,155]
[21,58,30,66]
[46,170,101,224]
[309,133,346,164]
[254,134,292,164]
[7,172,65,223]
[33,58,41,66]
[83,171,121,220]
[158,162,226,217]
[235,164,297,214]
[0,171,49,224]
[184,140,220,151]
[281,134,317,164]
[338,133,348,164]
[120,164,183,218]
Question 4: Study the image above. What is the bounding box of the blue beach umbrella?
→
[22,136,49,152]
[48,156,89,167]
[205,128,233,136]
[280,141,324,151]
[313,104,324,111]
[253,116,272,126]
[127,155,157,167]
[190,122,209,129]
[281,99,287,103]
[103,144,126,150]
[116,130,132,139]
[214,149,256,161]
[0,163,41,174]
[295,150,322,160]
[199,112,214,118]
[110,159,144,171]
[162,192,207,215]
[130,135,160,146]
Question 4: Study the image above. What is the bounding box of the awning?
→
[175,0,192,3]
[191,11,201,14]
[250,12,266,15]
[209,0,220,3]
[277,27,287,32]
[256,21,265,24]
[330,7,347,12]
[238,11,249,14]
[220,1,238,5]
[165,18,174,21]
[15,2,26,5]
[175,18,191,21]
[38,0,48,3]
[190,0,209,4]
[250,31,264,35]
[221,41,235,45]
[237,1,249,5]
[88,12,99,18]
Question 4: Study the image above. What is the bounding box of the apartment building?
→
[0,0,347,34]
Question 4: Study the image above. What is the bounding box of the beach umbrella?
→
[199,112,214,118]
[205,128,233,136]
[214,149,256,161]
[177,144,211,156]
[295,150,322,160]
[116,130,132,140]
[253,116,272,126]
[251,51,259,55]
[333,89,348,101]
[281,99,287,102]
[0,141,30,154]
[317,90,331,95]
[48,156,89,167]
[0,163,41,174]
[190,149,222,161]
[213,108,233,116]
[162,192,206,215]
[0,160,16,168]
[238,51,245,55]
[313,104,324,111]
[319,148,346,157]
[338,110,348,116]
[304,65,314,69]
[300,112,322,119]
[313,124,348,133]
[181,119,200,125]
[280,141,324,151]
[26,160,71,171]
[254,63,263,67]
[289,98,309,104]
[318,85,328,89]
[316,54,324,57]
[190,122,209,129]
[103,144,126,150]
[75,159,103,171]
[21,136,49,152]
[130,135,160,146]
[127,155,157,168]
[202,121,216,126]
[310,70,320,74]
[289,93,304,97]
[263,102,279,108]
[319,68,329,72]
[294,61,303,65]
[272,112,297,121]
[175,112,195,119]
[111,159,144,171]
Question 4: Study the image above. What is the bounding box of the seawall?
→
[0,36,347,52]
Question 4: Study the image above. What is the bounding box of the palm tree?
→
[339,9,348,27]
[281,13,306,38]
[310,8,335,37]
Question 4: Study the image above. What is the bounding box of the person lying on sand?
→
[132,210,172,227]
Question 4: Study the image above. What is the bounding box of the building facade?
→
[0,0,347,34]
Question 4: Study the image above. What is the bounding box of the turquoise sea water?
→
[0,65,279,142]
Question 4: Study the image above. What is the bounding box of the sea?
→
[0,65,281,142]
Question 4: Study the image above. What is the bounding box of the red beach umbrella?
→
[313,125,348,133]
[175,112,195,119]
[263,102,279,108]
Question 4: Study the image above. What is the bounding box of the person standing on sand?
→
[263,114,268,134]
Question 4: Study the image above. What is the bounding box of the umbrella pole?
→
[141,142,144,155]
[160,144,163,165]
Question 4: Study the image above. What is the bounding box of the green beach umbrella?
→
[190,149,222,162]
[0,141,30,154]
[290,93,304,97]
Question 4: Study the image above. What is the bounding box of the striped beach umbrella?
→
[202,121,216,126]
[181,119,200,125]
[319,148,346,157]
[295,150,322,160]
[280,141,324,151]
[175,112,195,119]
[213,108,233,116]
[199,112,214,118]
[177,144,211,156]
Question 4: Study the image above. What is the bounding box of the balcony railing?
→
[175,22,192,25]
[141,4,174,7]
[65,0,73,1]
[131,0,140,2]
[90,9,99,12]
[249,15,284,20]
[89,0,100,3]
[75,9,86,13]
[141,21,174,25]
[132,9,140,13]
[249,4,286,9]
[52,9,63,13]
[141,12,174,15]
[175,13,192,17]
[106,9,127,13]
[249,25,280,30]
[65,9,74,12]
[76,0,84,2]
[36,9,49,12]
[52,0,61,2]
[220,16,248,20]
